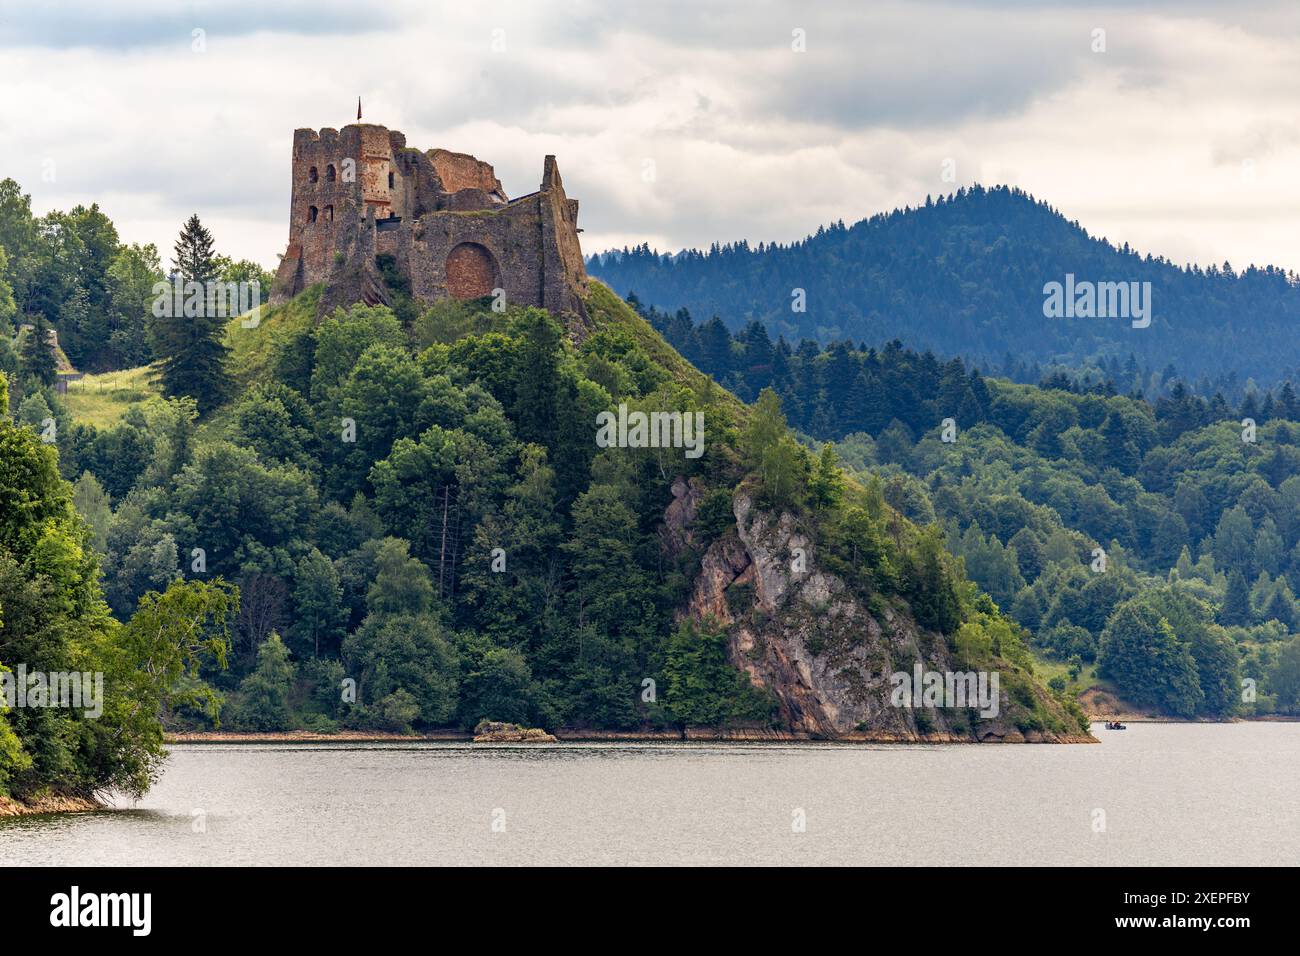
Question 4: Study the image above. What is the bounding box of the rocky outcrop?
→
[661,476,705,554]
[0,793,101,817]
[472,721,558,743]
[680,490,1090,743]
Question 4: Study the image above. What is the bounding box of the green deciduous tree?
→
[343,613,458,728]
[366,538,434,617]
[1270,636,1300,713]
[71,471,111,554]
[231,633,296,731]
[809,443,845,511]
[663,617,772,728]
[0,245,16,333]
[743,388,807,507]
[290,548,346,658]
[1098,600,1204,717]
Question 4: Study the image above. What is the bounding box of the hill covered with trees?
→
[590,185,1300,396]
[2,242,1086,758]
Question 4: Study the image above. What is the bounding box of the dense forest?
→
[5,288,1077,737]
[0,175,1083,800]
[0,371,233,804]
[632,299,1300,717]
[590,185,1300,396]
[0,178,271,377]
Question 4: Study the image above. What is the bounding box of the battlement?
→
[271,123,588,319]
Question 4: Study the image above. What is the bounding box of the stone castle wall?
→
[271,123,588,320]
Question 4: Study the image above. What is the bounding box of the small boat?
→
[1103,721,1127,730]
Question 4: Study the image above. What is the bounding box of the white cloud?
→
[2,0,1299,272]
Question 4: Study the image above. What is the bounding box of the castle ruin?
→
[270,123,588,319]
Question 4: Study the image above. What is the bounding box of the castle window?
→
[308,205,318,223]
[388,171,395,189]
[325,205,334,222]
[326,164,337,182]
[308,166,318,183]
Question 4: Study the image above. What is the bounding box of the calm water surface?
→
[2,723,1296,865]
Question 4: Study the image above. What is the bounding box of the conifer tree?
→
[18,311,58,386]
[1265,586,1295,629]
[173,213,216,284]
[148,214,229,412]
[809,443,844,511]
[1219,570,1252,626]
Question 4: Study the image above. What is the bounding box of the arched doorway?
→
[445,242,497,300]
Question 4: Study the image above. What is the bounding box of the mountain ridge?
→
[588,184,1300,391]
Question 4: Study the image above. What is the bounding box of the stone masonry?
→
[270,123,589,320]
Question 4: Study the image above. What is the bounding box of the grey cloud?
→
[0,0,398,50]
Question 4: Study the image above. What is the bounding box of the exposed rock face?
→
[681,491,1086,742]
[661,476,704,554]
[0,793,101,817]
[472,721,558,743]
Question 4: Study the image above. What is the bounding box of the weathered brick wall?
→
[273,127,362,301]
[539,156,590,314]
[359,125,393,212]
[408,207,544,309]
[445,242,498,299]
[428,149,506,200]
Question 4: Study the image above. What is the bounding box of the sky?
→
[2,0,1299,272]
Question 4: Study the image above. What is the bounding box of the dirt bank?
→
[0,793,102,818]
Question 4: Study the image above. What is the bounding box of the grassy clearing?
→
[224,285,321,390]
[62,365,161,427]
[586,280,749,426]
[1031,652,1100,695]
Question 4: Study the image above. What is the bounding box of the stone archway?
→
[445,242,497,300]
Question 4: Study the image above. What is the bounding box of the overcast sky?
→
[2,0,1299,272]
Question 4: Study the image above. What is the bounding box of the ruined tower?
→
[270,123,589,319]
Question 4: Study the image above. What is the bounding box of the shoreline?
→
[0,793,102,819]
[1083,713,1300,723]
[164,727,1098,745]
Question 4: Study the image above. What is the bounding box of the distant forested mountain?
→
[589,185,1300,393]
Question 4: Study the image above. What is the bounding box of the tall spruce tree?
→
[173,213,216,284]
[1219,570,1253,627]
[149,214,229,412]
[19,311,58,386]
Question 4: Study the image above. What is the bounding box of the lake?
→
[2,723,1296,866]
